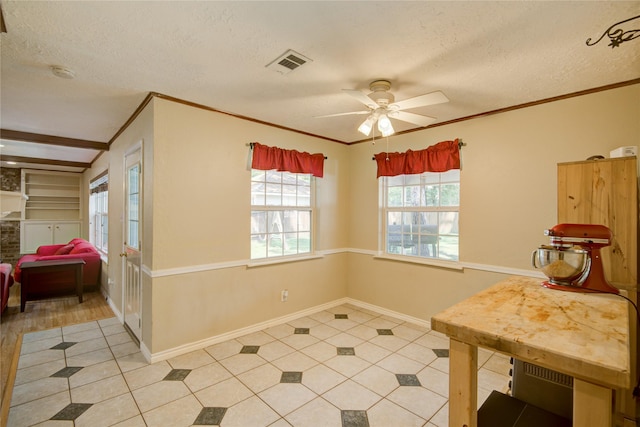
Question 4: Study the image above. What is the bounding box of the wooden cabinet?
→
[20,221,81,254]
[557,156,638,422]
[557,157,637,286]
[20,170,82,253]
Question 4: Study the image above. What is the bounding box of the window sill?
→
[247,253,324,268]
[373,253,463,270]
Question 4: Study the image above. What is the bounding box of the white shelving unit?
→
[20,169,83,253]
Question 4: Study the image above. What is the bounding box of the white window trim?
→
[250,171,316,260]
[379,172,460,262]
[89,173,109,255]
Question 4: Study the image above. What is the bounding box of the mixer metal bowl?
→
[532,246,589,284]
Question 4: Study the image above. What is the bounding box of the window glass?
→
[382,169,460,261]
[89,173,108,253]
[127,165,140,250]
[251,170,313,260]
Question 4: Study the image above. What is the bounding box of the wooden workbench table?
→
[431,276,630,427]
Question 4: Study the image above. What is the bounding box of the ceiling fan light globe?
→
[377,114,394,136]
[380,128,394,137]
[358,118,374,136]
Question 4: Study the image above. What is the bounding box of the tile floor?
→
[8,303,511,427]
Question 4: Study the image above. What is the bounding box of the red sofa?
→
[14,238,102,294]
[1,263,14,313]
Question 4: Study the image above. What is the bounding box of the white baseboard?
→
[145,296,438,363]
[103,293,123,324]
[344,298,431,329]
[147,297,350,363]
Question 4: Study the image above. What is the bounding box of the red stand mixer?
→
[532,223,619,294]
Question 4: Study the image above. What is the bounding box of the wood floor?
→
[0,282,114,426]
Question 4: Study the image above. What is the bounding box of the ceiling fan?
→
[317,80,449,137]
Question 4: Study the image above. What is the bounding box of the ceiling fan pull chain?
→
[386,136,390,161]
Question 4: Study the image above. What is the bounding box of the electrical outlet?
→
[281,289,288,302]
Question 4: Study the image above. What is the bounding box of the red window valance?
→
[251,142,325,178]
[374,139,461,178]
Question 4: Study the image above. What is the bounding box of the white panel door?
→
[122,145,142,342]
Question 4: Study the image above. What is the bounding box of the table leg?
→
[75,264,83,304]
[449,338,478,427]
[20,271,27,312]
[573,378,612,427]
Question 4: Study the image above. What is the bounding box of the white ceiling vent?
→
[266,49,312,75]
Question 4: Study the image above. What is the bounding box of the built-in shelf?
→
[21,169,82,221]
[20,170,83,252]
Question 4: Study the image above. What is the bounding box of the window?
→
[89,173,108,253]
[382,169,459,261]
[251,169,312,259]
[126,164,140,250]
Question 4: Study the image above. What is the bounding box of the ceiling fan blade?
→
[390,91,449,111]
[342,89,378,109]
[314,110,370,118]
[390,111,437,127]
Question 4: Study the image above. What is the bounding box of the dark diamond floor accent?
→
[280,371,303,383]
[50,342,76,350]
[50,403,93,421]
[51,366,83,378]
[193,407,227,425]
[240,345,260,354]
[163,369,192,381]
[341,409,369,427]
[334,314,348,319]
[294,328,310,334]
[337,347,355,356]
[433,348,449,358]
[396,374,421,386]
[376,329,393,335]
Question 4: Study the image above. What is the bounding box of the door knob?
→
[119,252,128,257]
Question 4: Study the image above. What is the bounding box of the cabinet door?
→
[21,222,54,253]
[53,222,81,245]
[21,221,81,253]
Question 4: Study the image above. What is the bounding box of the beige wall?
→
[346,84,640,320]
[85,84,640,357]
[147,99,350,354]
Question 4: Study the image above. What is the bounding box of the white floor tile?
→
[300,364,347,395]
[131,380,191,413]
[322,379,382,410]
[351,365,400,397]
[141,394,202,427]
[387,386,447,421]
[14,359,66,386]
[236,363,282,394]
[285,397,342,427]
[74,392,141,427]
[183,361,233,392]
[194,376,253,407]
[123,361,172,391]
[7,391,70,427]
[367,398,426,427]
[166,348,215,370]
[70,374,129,404]
[258,383,318,416]
[220,395,281,427]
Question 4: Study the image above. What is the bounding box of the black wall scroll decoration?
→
[586,14,640,48]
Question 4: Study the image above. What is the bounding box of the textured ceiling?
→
[1,1,639,171]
